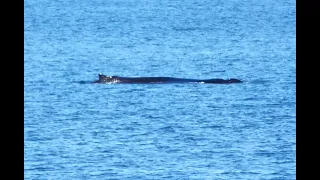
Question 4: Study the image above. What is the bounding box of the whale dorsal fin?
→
[99,73,106,80]
[99,74,113,80]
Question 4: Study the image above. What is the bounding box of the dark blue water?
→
[24,0,296,179]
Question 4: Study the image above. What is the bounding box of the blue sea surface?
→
[24,0,296,179]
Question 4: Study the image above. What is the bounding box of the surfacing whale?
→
[92,74,243,84]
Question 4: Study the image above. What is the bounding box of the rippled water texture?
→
[24,0,296,179]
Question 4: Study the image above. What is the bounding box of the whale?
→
[92,74,243,84]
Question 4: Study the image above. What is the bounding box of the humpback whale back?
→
[93,74,243,84]
[201,78,242,84]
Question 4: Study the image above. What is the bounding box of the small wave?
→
[172,27,200,31]
[212,70,226,73]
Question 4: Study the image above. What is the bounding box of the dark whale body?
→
[93,74,242,84]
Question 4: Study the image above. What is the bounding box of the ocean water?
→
[24,0,296,179]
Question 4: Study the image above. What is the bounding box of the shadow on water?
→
[75,80,93,84]
[249,79,270,84]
